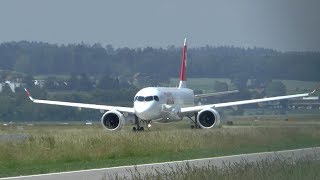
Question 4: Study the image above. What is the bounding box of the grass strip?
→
[0,125,320,177]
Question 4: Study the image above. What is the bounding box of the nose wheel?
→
[133,115,144,132]
[132,126,144,131]
[132,115,152,132]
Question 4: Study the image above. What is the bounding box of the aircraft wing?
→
[181,90,315,113]
[195,90,239,98]
[24,89,135,113]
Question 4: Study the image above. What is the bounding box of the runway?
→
[1,147,319,180]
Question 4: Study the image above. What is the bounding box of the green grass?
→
[224,114,320,127]
[116,155,320,180]
[1,121,320,178]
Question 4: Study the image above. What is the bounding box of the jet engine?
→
[101,110,125,131]
[196,108,220,129]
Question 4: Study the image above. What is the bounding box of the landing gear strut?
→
[132,115,144,132]
[187,112,200,129]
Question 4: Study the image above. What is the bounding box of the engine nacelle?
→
[101,110,125,131]
[196,108,220,129]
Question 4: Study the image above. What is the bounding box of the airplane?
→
[24,38,317,131]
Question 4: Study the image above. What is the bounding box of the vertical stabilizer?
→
[178,38,187,88]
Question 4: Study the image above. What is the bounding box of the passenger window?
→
[137,96,144,101]
[154,96,159,101]
[145,96,153,101]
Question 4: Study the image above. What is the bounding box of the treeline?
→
[1,41,320,82]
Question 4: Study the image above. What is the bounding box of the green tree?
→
[230,72,250,91]
[22,74,35,88]
[213,81,228,92]
[14,54,32,73]
[78,74,92,91]
[97,75,121,90]
[265,81,286,96]
[67,74,79,90]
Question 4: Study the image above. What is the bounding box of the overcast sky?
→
[0,0,319,51]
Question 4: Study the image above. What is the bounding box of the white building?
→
[0,81,22,93]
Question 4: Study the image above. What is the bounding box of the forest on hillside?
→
[1,41,320,82]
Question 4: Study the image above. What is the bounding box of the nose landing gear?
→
[132,115,143,132]
[132,115,152,132]
[132,126,144,131]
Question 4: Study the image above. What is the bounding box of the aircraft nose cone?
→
[135,102,151,113]
[134,102,158,120]
[134,103,149,113]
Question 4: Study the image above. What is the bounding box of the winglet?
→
[24,88,34,102]
[309,85,320,95]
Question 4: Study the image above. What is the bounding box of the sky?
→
[0,0,319,51]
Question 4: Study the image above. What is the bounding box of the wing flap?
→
[33,99,134,113]
[25,89,134,113]
[195,90,239,98]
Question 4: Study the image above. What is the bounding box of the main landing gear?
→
[132,115,152,132]
[187,112,200,129]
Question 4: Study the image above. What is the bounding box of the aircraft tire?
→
[133,127,137,131]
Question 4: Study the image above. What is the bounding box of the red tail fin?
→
[178,38,187,88]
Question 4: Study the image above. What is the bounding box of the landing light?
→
[148,124,152,128]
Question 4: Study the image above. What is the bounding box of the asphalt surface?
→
[1,147,319,180]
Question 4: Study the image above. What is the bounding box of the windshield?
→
[134,96,160,102]
[145,96,153,101]
[154,96,159,101]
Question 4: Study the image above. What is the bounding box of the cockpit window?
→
[145,96,153,101]
[137,96,144,101]
[135,95,160,102]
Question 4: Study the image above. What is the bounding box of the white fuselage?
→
[134,87,194,121]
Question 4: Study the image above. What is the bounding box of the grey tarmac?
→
[1,147,319,180]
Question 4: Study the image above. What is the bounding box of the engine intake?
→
[197,108,220,129]
[101,110,125,131]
